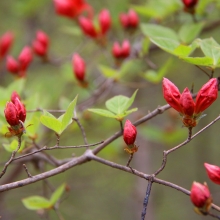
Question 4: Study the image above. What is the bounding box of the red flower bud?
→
[112,40,130,59]
[123,120,137,146]
[72,53,86,81]
[194,78,218,114]
[119,9,139,29]
[18,46,33,71]
[11,91,21,103]
[0,32,14,59]
[36,31,49,48]
[53,0,93,19]
[182,0,198,8]
[204,163,220,185]
[78,16,97,38]
[179,88,195,117]
[13,97,26,123]
[4,102,20,126]
[32,40,47,57]
[127,9,139,28]
[112,42,121,58]
[162,78,183,113]
[121,40,130,58]
[119,13,129,28]
[190,182,211,210]
[99,9,111,35]
[6,56,19,74]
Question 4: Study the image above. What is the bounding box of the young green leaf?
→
[59,96,77,133]
[181,57,214,67]
[50,183,66,205]
[178,22,204,44]
[120,90,138,113]
[22,196,51,210]
[98,65,117,78]
[40,111,62,135]
[87,109,117,118]
[3,140,25,153]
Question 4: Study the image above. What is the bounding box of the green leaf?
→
[178,22,204,44]
[40,111,62,135]
[50,183,66,205]
[181,57,214,67]
[144,58,173,83]
[120,90,138,113]
[199,38,220,66]
[87,109,117,118]
[26,115,40,139]
[22,196,51,210]
[3,140,25,153]
[141,24,179,40]
[150,37,179,54]
[105,96,128,115]
[173,44,195,57]
[98,65,117,78]
[60,96,77,133]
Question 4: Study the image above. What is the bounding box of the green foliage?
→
[143,58,173,83]
[3,139,25,153]
[88,90,138,121]
[22,183,66,211]
[40,96,77,135]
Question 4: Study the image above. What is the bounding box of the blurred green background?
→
[0,0,220,219]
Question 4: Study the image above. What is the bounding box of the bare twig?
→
[126,153,134,167]
[141,176,154,220]
[23,164,32,178]
[0,136,22,179]
[73,114,88,145]
[13,141,104,162]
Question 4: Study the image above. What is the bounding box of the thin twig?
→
[23,164,32,178]
[208,212,220,220]
[0,136,22,179]
[53,208,65,220]
[195,65,210,78]
[55,133,60,146]
[141,176,154,220]
[126,153,134,167]
[73,114,88,145]
[120,121,123,132]
[13,141,104,162]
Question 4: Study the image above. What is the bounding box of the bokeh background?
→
[0,0,220,219]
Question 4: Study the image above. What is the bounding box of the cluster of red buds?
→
[119,9,139,31]
[112,40,130,60]
[123,120,138,154]
[6,46,33,78]
[78,9,111,45]
[162,78,218,128]
[190,182,212,215]
[4,91,26,137]
[0,32,14,61]
[182,0,198,14]
[72,53,88,87]
[32,30,49,61]
[53,0,93,19]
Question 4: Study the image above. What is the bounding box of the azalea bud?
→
[32,40,47,57]
[112,42,121,58]
[18,46,33,71]
[190,182,211,212]
[127,9,139,28]
[53,0,93,19]
[123,120,137,146]
[4,102,20,126]
[121,40,130,58]
[72,53,86,81]
[194,78,218,114]
[78,16,97,38]
[179,88,195,117]
[162,78,183,113]
[0,32,14,59]
[182,0,198,8]
[119,13,129,28]
[6,56,19,74]
[99,9,111,35]
[204,163,220,185]
[36,31,49,48]
[11,91,21,103]
[13,97,26,123]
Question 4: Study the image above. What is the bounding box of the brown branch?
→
[23,164,32,178]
